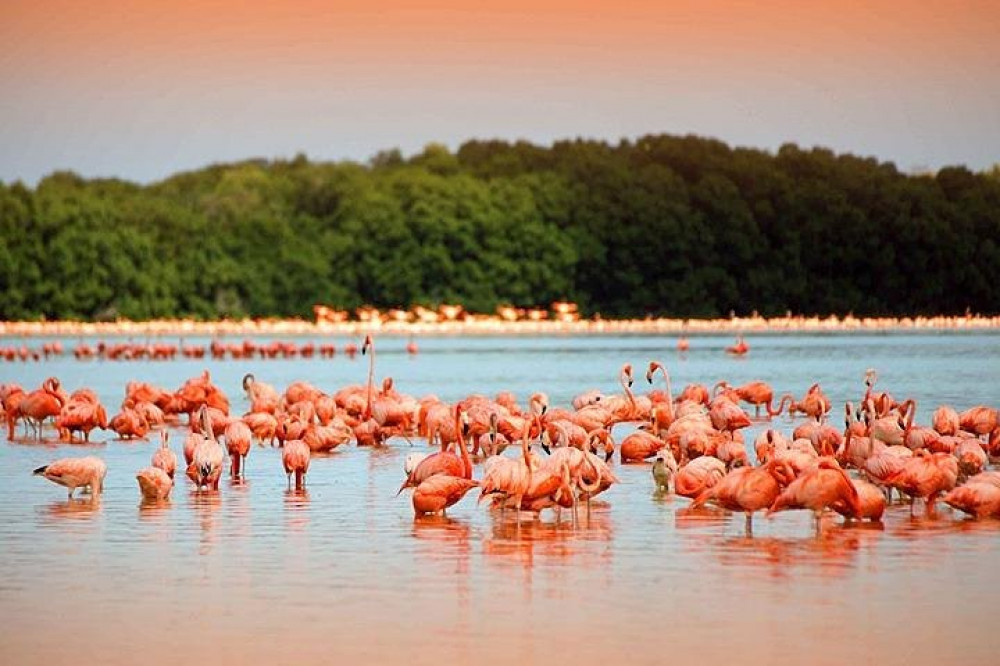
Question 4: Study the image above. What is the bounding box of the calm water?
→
[2,333,999,665]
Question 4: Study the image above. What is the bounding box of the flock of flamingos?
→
[4,335,1000,534]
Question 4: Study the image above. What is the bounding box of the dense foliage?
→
[3,135,999,320]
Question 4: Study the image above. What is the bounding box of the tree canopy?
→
[3,135,999,320]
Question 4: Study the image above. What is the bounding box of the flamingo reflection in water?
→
[710,529,873,580]
[482,511,615,585]
[190,489,222,555]
[284,488,311,532]
[43,497,103,522]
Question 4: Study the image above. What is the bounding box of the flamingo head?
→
[362,334,373,355]
[242,373,255,392]
[645,361,661,384]
[864,368,877,388]
[622,364,634,387]
[529,392,548,416]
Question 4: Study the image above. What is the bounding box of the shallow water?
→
[2,333,999,665]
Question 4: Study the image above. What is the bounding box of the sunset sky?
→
[2,0,998,184]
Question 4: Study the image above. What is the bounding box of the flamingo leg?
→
[745,512,754,536]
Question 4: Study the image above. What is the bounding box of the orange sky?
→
[2,0,998,182]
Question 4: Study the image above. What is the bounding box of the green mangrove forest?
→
[2,134,999,320]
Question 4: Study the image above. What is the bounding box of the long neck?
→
[620,368,635,408]
[456,411,472,478]
[521,419,534,470]
[364,341,375,420]
[657,366,674,420]
[903,399,916,433]
[202,409,216,444]
[769,395,792,417]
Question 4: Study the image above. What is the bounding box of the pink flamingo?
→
[33,456,107,498]
[944,484,1000,518]
[282,439,311,489]
[18,377,66,438]
[224,419,252,478]
[412,415,477,516]
[136,467,173,500]
[151,430,177,478]
[884,449,959,515]
[189,406,225,490]
[767,458,861,533]
[478,420,537,522]
[398,406,468,493]
[690,460,788,533]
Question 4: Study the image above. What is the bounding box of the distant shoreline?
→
[2,315,999,338]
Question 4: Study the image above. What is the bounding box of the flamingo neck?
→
[903,400,916,433]
[658,367,675,420]
[364,343,375,420]
[455,412,472,478]
[620,370,635,408]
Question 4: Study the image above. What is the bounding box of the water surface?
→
[2,333,998,665]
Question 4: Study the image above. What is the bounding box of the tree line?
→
[2,134,999,321]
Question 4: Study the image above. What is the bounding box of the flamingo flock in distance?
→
[4,335,1000,538]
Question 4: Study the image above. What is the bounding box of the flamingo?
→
[620,429,665,463]
[767,458,861,533]
[302,421,353,453]
[783,384,832,421]
[943,482,1000,519]
[708,395,752,432]
[690,460,787,533]
[955,439,988,479]
[2,383,27,440]
[959,405,998,437]
[572,389,605,411]
[754,429,789,465]
[189,406,225,490]
[651,448,678,492]
[725,336,748,356]
[833,479,886,522]
[17,377,66,439]
[677,383,710,405]
[883,449,959,515]
[411,415,476,516]
[56,397,108,442]
[478,420,537,522]
[897,400,942,451]
[534,445,605,523]
[33,456,107,498]
[674,456,726,498]
[600,364,643,424]
[398,406,468,493]
[244,412,278,446]
[136,466,173,500]
[646,361,675,428]
[932,405,960,436]
[716,380,789,419]
[224,419,252,478]
[282,439,311,489]
[243,373,280,413]
[152,430,177,478]
[109,401,150,440]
